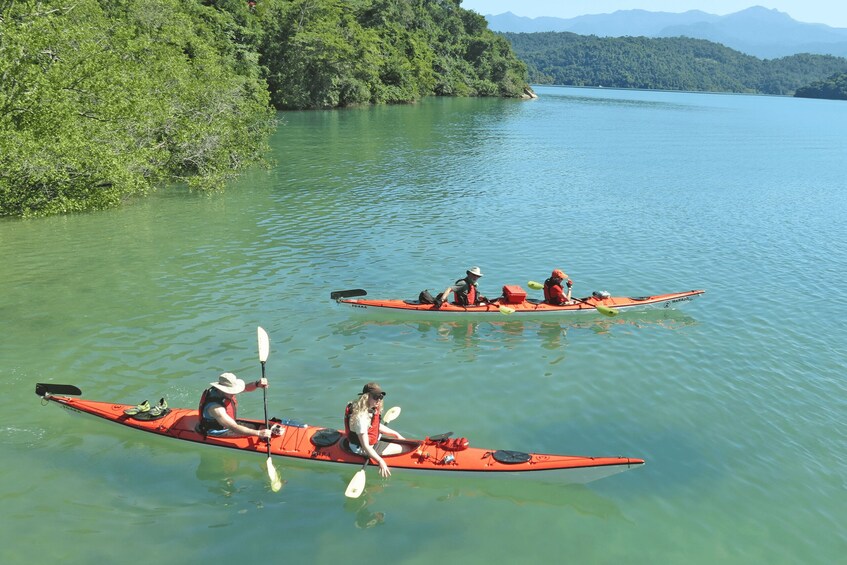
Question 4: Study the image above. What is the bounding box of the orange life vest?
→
[453,277,477,306]
[344,403,380,447]
[543,277,567,305]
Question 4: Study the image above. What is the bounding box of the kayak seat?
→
[311,428,341,447]
[403,300,422,305]
[526,298,543,305]
[340,436,413,457]
[340,437,356,454]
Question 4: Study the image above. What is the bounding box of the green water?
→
[2,86,846,563]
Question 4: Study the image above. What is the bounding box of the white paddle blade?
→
[257,326,270,362]
[383,406,401,424]
[345,469,366,498]
[267,457,282,492]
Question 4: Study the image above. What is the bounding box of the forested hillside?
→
[1,0,528,218]
[257,0,529,109]
[794,72,847,100]
[503,32,847,95]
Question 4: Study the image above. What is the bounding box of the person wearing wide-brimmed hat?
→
[344,383,404,478]
[198,372,275,438]
[543,269,573,305]
[434,266,490,309]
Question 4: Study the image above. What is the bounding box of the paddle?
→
[527,281,619,317]
[435,297,514,315]
[257,326,283,493]
[487,301,515,315]
[344,405,400,499]
[330,289,367,300]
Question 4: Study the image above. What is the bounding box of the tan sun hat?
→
[466,266,483,277]
[211,372,246,395]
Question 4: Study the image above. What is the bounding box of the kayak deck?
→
[336,289,704,318]
[40,392,644,484]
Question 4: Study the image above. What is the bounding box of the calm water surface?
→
[2,86,846,563]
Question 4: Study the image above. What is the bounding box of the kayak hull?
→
[40,392,644,484]
[335,289,704,319]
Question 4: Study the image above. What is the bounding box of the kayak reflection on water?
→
[331,309,698,349]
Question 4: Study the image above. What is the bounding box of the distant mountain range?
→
[484,6,847,59]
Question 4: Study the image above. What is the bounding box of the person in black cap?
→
[344,382,404,477]
[434,266,489,309]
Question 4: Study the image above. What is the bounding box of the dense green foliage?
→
[503,32,847,95]
[256,0,528,109]
[1,0,276,217]
[795,72,847,100]
[1,0,529,217]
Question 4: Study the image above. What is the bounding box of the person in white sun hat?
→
[197,372,275,438]
[434,266,489,309]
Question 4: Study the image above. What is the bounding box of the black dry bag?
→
[418,289,436,304]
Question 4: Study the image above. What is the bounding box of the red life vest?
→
[453,277,477,306]
[344,403,380,447]
[543,277,566,305]
[198,387,238,433]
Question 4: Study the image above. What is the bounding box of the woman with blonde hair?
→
[344,383,404,477]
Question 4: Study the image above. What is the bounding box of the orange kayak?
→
[331,288,704,318]
[36,384,644,484]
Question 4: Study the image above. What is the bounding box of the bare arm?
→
[436,281,468,307]
[243,377,268,392]
[379,423,404,440]
[209,405,270,439]
[357,431,391,477]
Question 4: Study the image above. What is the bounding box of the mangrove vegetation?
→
[1,0,528,217]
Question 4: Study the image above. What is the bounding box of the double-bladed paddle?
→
[434,297,514,314]
[487,301,515,315]
[344,405,401,499]
[257,326,283,492]
[527,281,619,317]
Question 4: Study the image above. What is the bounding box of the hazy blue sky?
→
[460,1,847,28]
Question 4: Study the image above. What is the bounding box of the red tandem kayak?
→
[331,287,704,318]
[36,384,644,484]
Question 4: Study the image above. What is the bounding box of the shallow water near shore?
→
[2,86,846,563]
